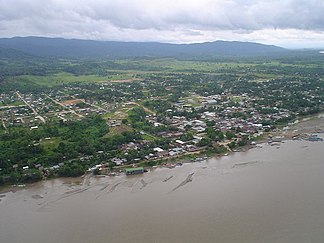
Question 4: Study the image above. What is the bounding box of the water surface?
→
[1,137,323,243]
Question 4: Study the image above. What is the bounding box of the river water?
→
[1,136,324,243]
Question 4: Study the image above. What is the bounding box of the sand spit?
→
[171,173,194,192]
[108,182,122,193]
[100,183,110,191]
[140,179,148,189]
[31,194,44,200]
[232,161,260,168]
[163,175,174,182]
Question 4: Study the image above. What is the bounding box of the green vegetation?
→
[0,115,140,183]
[0,54,323,185]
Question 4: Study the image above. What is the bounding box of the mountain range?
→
[0,36,287,59]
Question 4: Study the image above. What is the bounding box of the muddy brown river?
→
[0,136,323,243]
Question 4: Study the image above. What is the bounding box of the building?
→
[125,167,144,175]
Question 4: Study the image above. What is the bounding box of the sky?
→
[0,0,323,49]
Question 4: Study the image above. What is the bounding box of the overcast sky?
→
[0,0,323,48]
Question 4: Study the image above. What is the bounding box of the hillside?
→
[0,37,287,59]
[0,46,36,59]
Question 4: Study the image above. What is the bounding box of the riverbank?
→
[1,131,323,243]
[106,113,324,174]
[1,112,323,191]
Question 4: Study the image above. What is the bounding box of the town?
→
[0,58,323,184]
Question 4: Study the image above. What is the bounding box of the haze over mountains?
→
[0,37,287,59]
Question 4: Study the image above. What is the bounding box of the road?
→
[45,94,84,118]
[0,105,27,110]
[16,92,46,124]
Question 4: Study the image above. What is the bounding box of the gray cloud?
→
[0,0,323,48]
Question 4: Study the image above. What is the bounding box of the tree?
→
[206,128,224,141]
[238,138,248,147]
[228,141,237,149]
[206,120,215,127]
[128,107,146,123]
[225,131,235,140]
[58,163,85,177]
[180,132,194,141]
[198,137,211,147]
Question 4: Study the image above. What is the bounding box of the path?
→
[124,101,155,114]
[1,119,8,133]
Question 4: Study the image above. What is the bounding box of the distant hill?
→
[0,36,287,59]
[0,46,36,59]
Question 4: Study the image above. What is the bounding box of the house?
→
[205,99,217,105]
[192,126,205,133]
[153,147,164,153]
[169,147,184,156]
[112,158,125,166]
[175,140,185,145]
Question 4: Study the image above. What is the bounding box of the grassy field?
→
[102,112,116,119]
[9,58,322,89]
[115,58,258,72]
[17,72,138,87]
[10,59,263,88]
[106,124,133,137]
[0,100,25,107]
[141,132,158,141]
[40,137,61,152]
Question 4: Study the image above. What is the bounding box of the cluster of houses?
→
[95,93,295,167]
[1,89,301,178]
[150,93,291,135]
[0,90,118,129]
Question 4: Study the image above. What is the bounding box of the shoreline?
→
[1,112,323,193]
[1,121,324,243]
[108,112,324,175]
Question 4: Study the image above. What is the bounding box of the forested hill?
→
[0,36,287,59]
[0,46,36,59]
